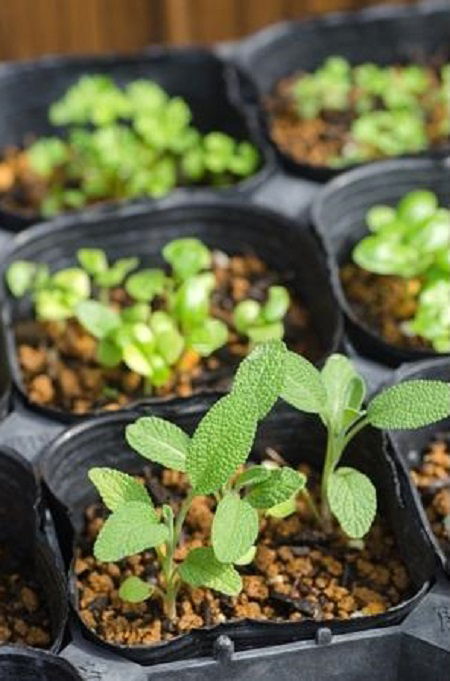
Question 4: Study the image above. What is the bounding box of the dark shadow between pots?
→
[231,0,450,181]
[387,357,450,573]
[38,400,433,665]
[0,46,274,232]
[0,446,67,652]
[311,156,450,367]
[0,198,342,424]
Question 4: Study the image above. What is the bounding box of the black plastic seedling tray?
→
[231,0,450,181]
[0,2,449,679]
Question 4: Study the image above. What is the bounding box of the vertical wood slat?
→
[0,0,417,60]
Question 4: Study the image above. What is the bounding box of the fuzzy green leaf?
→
[234,465,271,490]
[94,501,168,562]
[234,546,256,566]
[179,547,242,596]
[367,380,450,429]
[187,393,257,495]
[5,261,37,297]
[328,467,376,539]
[232,340,287,419]
[118,576,153,603]
[212,493,259,564]
[126,416,189,472]
[163,238,211,280]
[321,354,362,431]
[76,300,120,339]
[77,248,108,276]
[281,351,326,414]
[125,269,166,303]
[266,495,297,518]
[246,467,306,509]
[88,467,151,511]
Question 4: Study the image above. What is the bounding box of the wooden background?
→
[0,0,414,61]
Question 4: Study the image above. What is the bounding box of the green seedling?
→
[25,75,260,216]
[77,248,139,303]
[352,189,450,352]
[88,341,305,618]
[280,351,450,538]
[233,285,290,342]
[6,260,90,321]
[291,57,450,165]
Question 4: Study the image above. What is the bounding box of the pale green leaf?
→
[234,465,271,490]
[76,300,120,339]
[281,351,326,414]
[6,261,37,297]
[77,248,108,276]
[266,495,297,518]
[232,339,287,419]
[119,576,153,603]
[125,269,166,302]
[234,546,256,566]
[321,354,361,431]
[212,493,259,563]
[246,467,306,509]
[367,380,450,429]
[179,547,242,596]
[126,416,189,472]
[187,393,257,495]
[328,467,376,539]
[94,501,168,562]
[88,467,151,511]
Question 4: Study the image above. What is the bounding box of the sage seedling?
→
[233,285,290,343]
[88,341,306,617]
[281,351,450,538]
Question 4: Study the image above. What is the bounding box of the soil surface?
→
[411,438,450,556]
[340,263,431,351]
[0,547,52,648]
[15,253,322,414]
[267,66,449,167]
[75,461,413,646]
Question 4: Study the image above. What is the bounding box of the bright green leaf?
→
[280,350,326,415]
[76,300,120,339]
[246,467,306,509]
[328,467,376,539]
[367,380,450,429]
[88,467,151,511]
[126,416,189,472]
[118,576,153,603]
[212,493,259,564]
[179,547,242,596]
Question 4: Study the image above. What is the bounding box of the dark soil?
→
[75,461,413,646]
[411,438,450,556]
[267,66,449,167]
[15,253,322,414]
[340,263,431,351]
[0,547,52,648]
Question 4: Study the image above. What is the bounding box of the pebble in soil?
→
[15,253,321,414]
[75,463,412,646]
[0,547,51,648]
[411,438,450,555]
[340,264,431,351]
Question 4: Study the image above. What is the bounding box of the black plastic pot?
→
[311,156,450,367]
[39,399,433,666]
[231,0,450,181]
[0,446,67,652]
[387,357,450,573]
[0,647,82,681]
[0,47,274,232]
[0,198,342,423]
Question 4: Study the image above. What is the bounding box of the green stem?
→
[301,488,321,526]
[342,415,369,449]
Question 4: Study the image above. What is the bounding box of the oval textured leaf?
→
[94,501,167,562]
[118,576,153,603]
[88,467,152,511]
[212,493,259,563]
[367,380,450,429]
[126,416,189,472]
[179,547,242,596]
[281,350,326,414]
[327,467,376,539]
[246,467,306,509]
[232,340,287,419]
[187,394,257,495]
